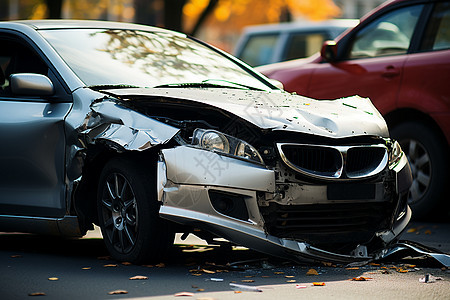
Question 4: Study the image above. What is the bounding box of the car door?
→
[305,4,425,115]
[0,34,72,218]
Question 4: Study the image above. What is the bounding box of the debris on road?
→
[312,282,326,286]
[419,274,444,283]
[230,283,262,292]
[28,292,46,296]
[306,268,319,275]
[174,291,195,296]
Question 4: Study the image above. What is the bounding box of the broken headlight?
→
[388,140,404,169]
[192,129,264,164]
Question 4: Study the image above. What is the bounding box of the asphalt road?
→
[0,221,449,300]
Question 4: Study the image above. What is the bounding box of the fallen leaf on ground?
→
[346,267,360,270]
[11,255,22,258]
[285,275,295,278]
[103,264,118,267]
[197,289,205,292]
[48,277,59,281]
[97,256,111,260]
[369,263,380,266]
[156,263,166,268]
[143,265,154,268]
[425,230,432,234]
[108,290,128,295]
[82,267,91,270]
[234,291,242,294]
[121,262,132,266]
[28,292,46,296]
[274,272,284,275]
[286,280,296,283]
[312,282,326,286]
[407,228,417,233]
[202,269,215,274]
[174,292,194,297]
[241,279,255,283]
[244,276,254,278]
[351,277,372,281]
[129,275,148,280]
[306,269,319,275]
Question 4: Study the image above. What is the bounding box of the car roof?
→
[0,19,183,35]
[240,19,359,35]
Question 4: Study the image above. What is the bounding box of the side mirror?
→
[10,73,54,96]
[320,40,338,62]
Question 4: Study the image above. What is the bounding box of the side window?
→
[0,38,48,97]
[349,5,424,58]
[284,32,327,61]
[421,2,450,51]
[238,34,279,67]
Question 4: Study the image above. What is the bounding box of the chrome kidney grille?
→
[277,143,388,180]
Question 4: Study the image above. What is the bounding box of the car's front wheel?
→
[391,122,448,219]
[97,157,173,263]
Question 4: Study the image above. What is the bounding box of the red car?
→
[259,0,450,219]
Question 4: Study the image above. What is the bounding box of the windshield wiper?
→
[154,79,263,91]
[88,84,141,91]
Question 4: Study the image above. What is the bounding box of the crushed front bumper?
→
[158,145,412,264]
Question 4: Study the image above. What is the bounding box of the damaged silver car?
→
[0,20,412,264]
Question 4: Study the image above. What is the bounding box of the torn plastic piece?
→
[381,241,450,268]
[419,274,443,283]
[230,283,263,292]
[210,278,224,282]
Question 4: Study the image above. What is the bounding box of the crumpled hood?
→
[104,87,389,139]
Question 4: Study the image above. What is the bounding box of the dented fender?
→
[80,98,179,151]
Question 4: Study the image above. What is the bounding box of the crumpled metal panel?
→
[80,98,179,151]
[105,87,389,139]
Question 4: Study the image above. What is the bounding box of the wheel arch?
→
[384,108,448,149]
[72,143,160,233]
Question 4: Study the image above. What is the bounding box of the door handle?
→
[382,65,400,78]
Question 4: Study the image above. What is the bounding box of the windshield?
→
[40,29,273,90]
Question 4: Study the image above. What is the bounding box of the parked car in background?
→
[234,19,359,67]
[0,20,412,265]
[258,0,450,219]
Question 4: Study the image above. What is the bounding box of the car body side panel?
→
[0,99,71,218]
[399,50,450,145]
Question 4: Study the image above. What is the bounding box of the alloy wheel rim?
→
[400,139,431,205]
[101,173,138,254]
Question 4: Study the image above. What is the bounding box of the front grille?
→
[261,202,393,247]
[346,146,387,177]
[277,143,387,179]
[280,145,341,175]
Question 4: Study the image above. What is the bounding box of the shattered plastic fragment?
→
[210,278,223,282]
[230,283,263,292]
[419,274,443,283]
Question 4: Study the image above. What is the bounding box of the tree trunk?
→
[163,0,187,32]
[45,0,62,19]
[189,0,219,37]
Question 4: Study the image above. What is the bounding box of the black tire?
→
[97,157,173,263]
[391,122,448,219]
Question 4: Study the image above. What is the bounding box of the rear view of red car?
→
[259,0,450,219]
